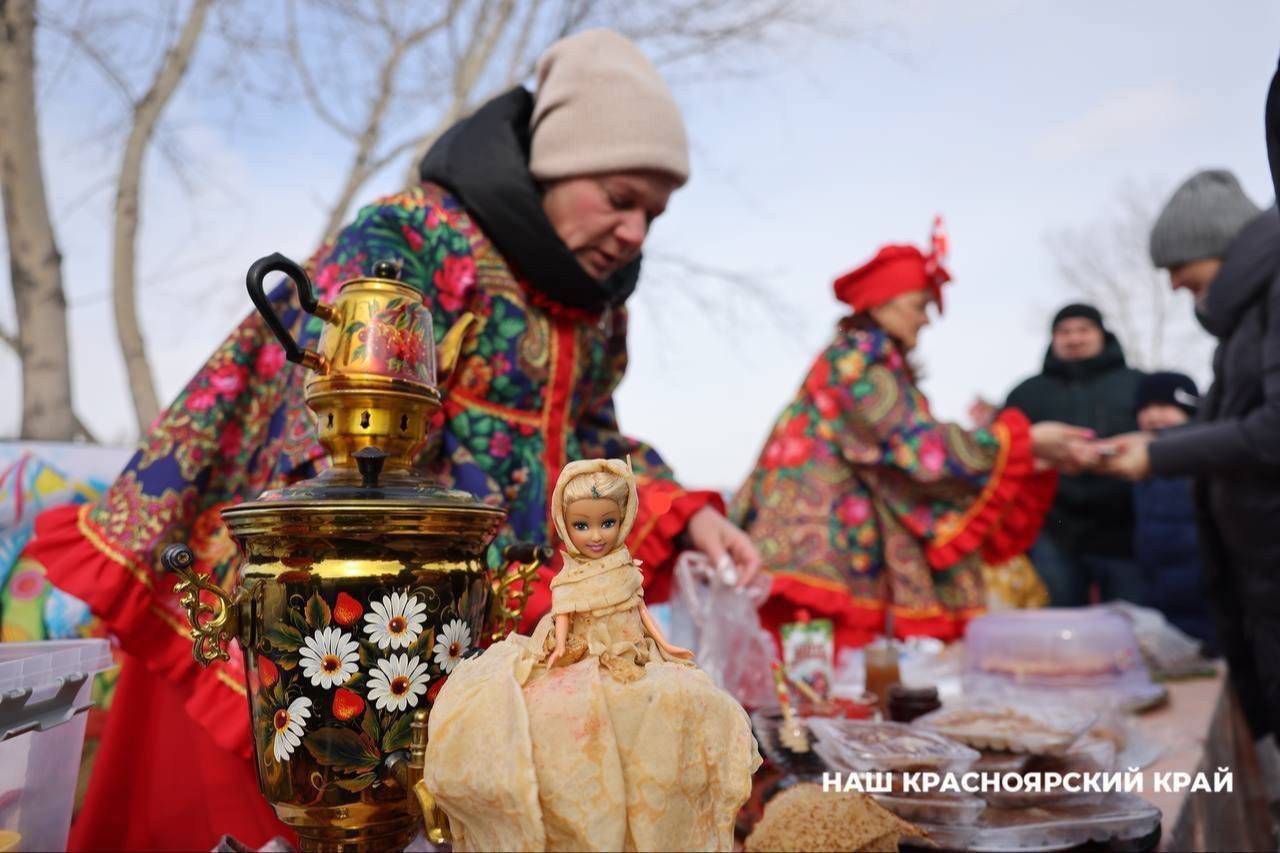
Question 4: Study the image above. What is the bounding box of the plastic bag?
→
[667,552,778,710]
[1107,601,1213,679]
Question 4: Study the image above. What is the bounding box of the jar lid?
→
[887,684,939,702]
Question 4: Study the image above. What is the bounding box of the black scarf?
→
[418,87,640,313]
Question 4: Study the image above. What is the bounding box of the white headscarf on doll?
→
[548,458,644,616]
[550,457,639,560]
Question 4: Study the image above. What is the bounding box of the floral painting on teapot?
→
[250,579,481,797]
[330,296,436,388]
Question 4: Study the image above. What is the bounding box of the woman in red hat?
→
[730,219,1093,649]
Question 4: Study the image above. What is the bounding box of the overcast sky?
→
[3,0,1278,491]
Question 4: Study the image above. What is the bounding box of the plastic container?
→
[962,608,1163,714]
[913,697,1096,755]
[0,639,115,851]
[982,734,1119,808]
[972,750,1031,774]
[807,718,981,775]
[965,792,1161,851]
[872,791,986,826]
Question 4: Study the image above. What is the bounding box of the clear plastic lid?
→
[965,793,1161,851]
[981,734,1118,808]
[0,639,115,739]
[872,791,985,826]
[0,639,113,696]
[962,608,1152,693]
[972,750,1032,774]
[808,718,981,774]
[912,697,1097,755]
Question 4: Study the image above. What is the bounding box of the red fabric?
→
[833,244,952,314]
[28,504,252,754]
[68,654,289,851]
[925,407,1057,569]
[631,482,724,604]
[760,574,975,651]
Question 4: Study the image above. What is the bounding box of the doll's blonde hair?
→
[560,469,630,514]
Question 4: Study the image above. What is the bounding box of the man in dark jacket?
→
[1104,167,1279,742]
[1006,304,1145,606]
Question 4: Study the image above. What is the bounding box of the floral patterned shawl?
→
[731,322,1055,648]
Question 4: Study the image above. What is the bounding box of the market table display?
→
[742,605,1263,851]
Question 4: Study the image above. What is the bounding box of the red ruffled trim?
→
[925,408,1057,570]
[26,504,253,757]
[762,573,978,651]
[516,481,720,632]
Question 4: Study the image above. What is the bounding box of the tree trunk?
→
[0,0,77,440]
[112,0,212,433]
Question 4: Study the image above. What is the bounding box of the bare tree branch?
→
[313,2,459,238]
[112,0,215,433]
[0,324,18,351]
[1047,182,1212,375]
[277,0,831,232]
[285,0,356,139]
[504,0,545,84]
[72,412,99,444]
[41,15,136,107]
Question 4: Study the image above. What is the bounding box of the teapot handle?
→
[246,252,337,373]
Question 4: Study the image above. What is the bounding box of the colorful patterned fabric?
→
[25,182,718,755]
[730,322,1055,649]
[0,451,108,642]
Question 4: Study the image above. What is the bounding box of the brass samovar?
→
[167,254,549,850]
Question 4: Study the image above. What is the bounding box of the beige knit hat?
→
[529,29,690,186]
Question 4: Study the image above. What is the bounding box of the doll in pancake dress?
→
[423,458,761,851]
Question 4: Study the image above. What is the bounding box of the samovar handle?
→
[245,252,339,374]
[163,544,242,667]
[436,312,478,391]
[488,543,556,642]
[403,709,451,845]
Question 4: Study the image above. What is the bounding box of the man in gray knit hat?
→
[1102,167,1280,750]
[1148,169,1263,308]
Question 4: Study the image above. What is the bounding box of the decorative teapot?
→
[168,254,550,851]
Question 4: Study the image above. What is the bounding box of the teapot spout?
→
[437,313,477,390]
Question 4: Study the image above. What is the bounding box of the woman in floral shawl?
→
[731,220,1089,651]
[23,29,756,850]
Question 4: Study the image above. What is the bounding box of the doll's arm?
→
[638,602,694,661]
[545,613,571,668]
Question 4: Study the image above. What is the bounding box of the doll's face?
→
[565,497,623,557]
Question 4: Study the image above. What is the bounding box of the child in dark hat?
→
[1132,372,1217,653]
